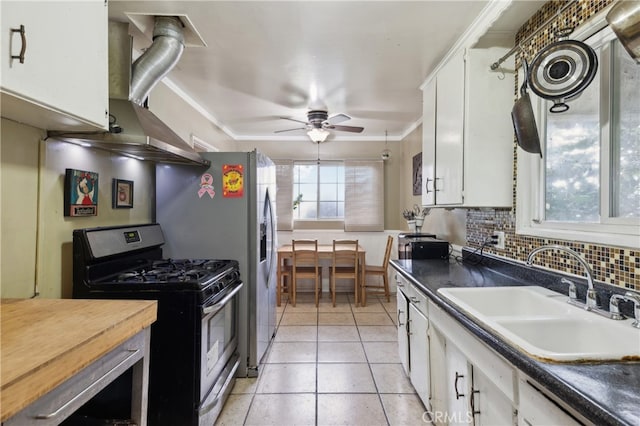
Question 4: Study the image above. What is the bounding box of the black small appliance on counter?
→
[398,233,449,260]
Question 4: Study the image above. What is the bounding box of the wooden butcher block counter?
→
[1,298,157,424]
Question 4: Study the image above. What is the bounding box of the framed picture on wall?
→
[64,168,98,217]
[112,179,134,209]
[412,153,422,196]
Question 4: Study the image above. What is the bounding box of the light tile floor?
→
[215,292,430,426]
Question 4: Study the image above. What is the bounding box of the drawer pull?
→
[34,349,140,420]
[11,25,26,64]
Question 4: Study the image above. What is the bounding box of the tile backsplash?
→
[466,0,638,291]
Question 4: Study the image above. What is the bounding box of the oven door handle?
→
[202,282,244,316]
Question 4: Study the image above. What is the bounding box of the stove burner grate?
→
[102,259,237,287]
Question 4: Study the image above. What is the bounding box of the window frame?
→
[516,19,640,249]
[292,160,345,224]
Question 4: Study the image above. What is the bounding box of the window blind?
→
[275,160,294,230]
[344,160,384,231]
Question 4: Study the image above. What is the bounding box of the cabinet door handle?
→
[11,25,27,64]
[425,178,433,194]
[471,388,480,415]
[397,309,404,326]
[434,177,442,192]
[454,372,465,400]
[34,349,140,420]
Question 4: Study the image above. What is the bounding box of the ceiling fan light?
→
[307,128,330,143]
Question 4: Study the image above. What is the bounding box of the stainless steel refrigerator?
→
[156,150,277,377]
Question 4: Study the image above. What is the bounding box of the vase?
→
[407,220,416,232]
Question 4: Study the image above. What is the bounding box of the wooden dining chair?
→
[277,261,292,307]
[292,239,322,307]
[330,239,359,307]
[361,235,394,306]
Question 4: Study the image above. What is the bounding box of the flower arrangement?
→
[402,204,430,232]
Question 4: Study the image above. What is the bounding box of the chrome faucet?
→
[610,292,640,328]
[526,245,599,311]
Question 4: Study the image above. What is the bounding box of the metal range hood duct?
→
[51,18,209,166]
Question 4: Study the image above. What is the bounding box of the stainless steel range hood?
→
[50,18,209,166]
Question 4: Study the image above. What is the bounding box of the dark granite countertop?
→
[390,253,640,426]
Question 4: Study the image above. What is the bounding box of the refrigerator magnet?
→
[222,164,244,198]
[198,173,215,199]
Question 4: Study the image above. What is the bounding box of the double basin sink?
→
[437,286,640,362]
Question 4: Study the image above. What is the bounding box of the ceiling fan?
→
[275,110,364,142]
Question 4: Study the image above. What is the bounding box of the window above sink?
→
[516,17,640,249]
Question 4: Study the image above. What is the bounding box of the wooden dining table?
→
[276,243,366,305]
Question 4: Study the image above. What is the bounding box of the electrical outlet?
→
[492,231,506,250]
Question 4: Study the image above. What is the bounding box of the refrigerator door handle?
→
[264,189,276,288]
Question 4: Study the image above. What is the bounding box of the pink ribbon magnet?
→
[198,173,215,198]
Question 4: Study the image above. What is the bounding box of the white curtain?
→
[275,160,294,231]
[344,160,384,231]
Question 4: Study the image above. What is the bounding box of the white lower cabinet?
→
[409,300,429,407]
[518,376,582,426]
[393,268,583,426]
[429,298,517,426]
[396,289,410,375]
[427,322,448,419]
[473,368,517,426]
[443,341,473,426]
[395,273,431,410]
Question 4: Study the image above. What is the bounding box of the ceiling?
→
[108,1,544,143]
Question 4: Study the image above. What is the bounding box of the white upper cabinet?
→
[422,47,513,208]
[421,75,437,206]
[1,0,108,131]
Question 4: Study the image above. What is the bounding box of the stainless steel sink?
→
[438,286,640,362]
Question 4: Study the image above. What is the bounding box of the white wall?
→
[1,118,155,298]
[149,82,237,152]
[1,65,242,298]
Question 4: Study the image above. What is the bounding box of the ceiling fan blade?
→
[327,113,351,125]
[327,124,364,133]
[280,117,310,125]
[274,127,308,134]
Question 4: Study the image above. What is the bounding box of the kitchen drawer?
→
[409,283,428,317]
[4,330,148,426]
[395,273,414,299]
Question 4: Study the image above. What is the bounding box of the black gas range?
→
[83,258,240,302]
[71,224,242,426]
